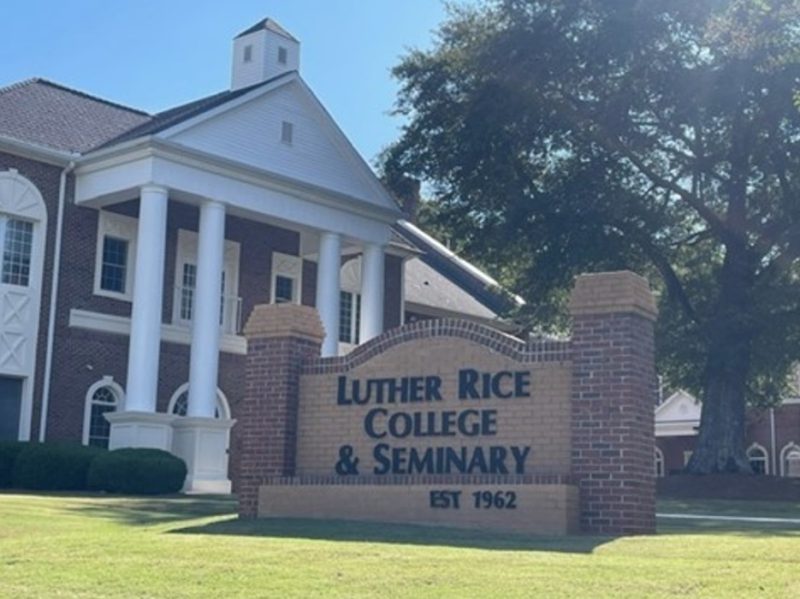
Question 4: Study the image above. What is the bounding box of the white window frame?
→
[93,211,137,301]
[166,382,231,420]
[82,376,125,446]
[655,446,665,478]
[338,257,362,353]
[172,229,241,333]
[780,442,800,477]
[746,442,770,475]
[270,252,303,305]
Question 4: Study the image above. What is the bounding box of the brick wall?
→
[239,304,324,517]
[569,271,658,535]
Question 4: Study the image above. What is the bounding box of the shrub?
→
[0,441,30,488]
[88,448,187,495]
[12,443,105,491]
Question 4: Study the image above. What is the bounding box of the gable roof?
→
[394,220,524,316]
[0,78,150,153]
[98,72,294,148]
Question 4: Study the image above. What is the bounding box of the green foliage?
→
[0,441,29,488]
[12,443,105,491]
[87,448,187,495]
[385,0,800,400]
[384,0,800,470]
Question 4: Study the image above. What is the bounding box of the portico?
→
[83,146,398,490]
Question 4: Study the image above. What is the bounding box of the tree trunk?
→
[686,241,755,474]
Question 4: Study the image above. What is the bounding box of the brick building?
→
[655,380,800,478]
[0,18,519,493]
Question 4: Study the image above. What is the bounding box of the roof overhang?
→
[74,137,397,244]
[0,135,78,167]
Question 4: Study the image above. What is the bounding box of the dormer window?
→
[281,121,293,144]
[243,45,253,63]
[278,46,288,65]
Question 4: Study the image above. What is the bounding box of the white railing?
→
[175,286,243,335]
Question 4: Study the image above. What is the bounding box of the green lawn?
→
[0,493,799,598]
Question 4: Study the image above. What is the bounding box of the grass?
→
[0,493,799,598]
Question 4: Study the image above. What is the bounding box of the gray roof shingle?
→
[0,78,151,153]
[100,72,293,148]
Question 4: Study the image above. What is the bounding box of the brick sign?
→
[238,271,657,536]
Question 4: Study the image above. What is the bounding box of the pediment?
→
[655,390,701,424]
[162,78,398,214]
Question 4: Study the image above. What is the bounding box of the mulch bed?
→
[658,474,800,501]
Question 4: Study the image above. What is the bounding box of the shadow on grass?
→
[657,518,800,537]
[170,515,613,553]
[63,493,237,526]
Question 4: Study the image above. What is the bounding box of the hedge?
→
[88,448,187,495]
[12,443,105,491]
[0,441,30,488]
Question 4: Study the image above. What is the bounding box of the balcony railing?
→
[175,286,243,335]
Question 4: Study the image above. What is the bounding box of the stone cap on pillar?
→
[568,271,658,321]
[243,303,326,342]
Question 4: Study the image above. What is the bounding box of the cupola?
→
[231,18,300,91]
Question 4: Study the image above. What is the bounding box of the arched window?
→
[780,443,800,478]
[746,443,769,475]
[654,446,665,478]
[167,383,230,419]
[82,377,124,448]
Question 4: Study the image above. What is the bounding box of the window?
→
[746,444,769,475]
[271,253,302,304]
[243,44,253,63]
[173,229,241,334]
[180,263,197,320]
[167,383,230,419]
[100,236,129,293]
[339,290,361,344]
[683,450,693,467]
[281,121,293,144]
[278,46,288,64]
[274,275,295,303]
[1,218,34,287]
[177,263,225,326]
[780,443,800,477]
[94,211,137,300]
[83,378,123,449]
[654,447,665,478]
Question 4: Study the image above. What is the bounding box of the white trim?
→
[74,143,395,243]
[81,376,125,446]
[93,210,138,301]
[172,228,241,333]
[780,442,800,477]
[0,170,48,441]
[397,220,526,307]
[0,135,77,166]
[746,442,770,475]
[68,308,247,355]
[270,252,303,304]
[654,446,665,478]
[166,382,231,420]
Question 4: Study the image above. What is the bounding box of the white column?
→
[359,242,385,342]
[187,200,226,418]
[125,185,168,412]
[316,231,342,357]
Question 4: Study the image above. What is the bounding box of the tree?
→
[384,0,800,473]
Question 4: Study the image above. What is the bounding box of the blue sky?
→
[0,0,448,163]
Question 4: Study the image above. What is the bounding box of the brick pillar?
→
[569,271,658,535]
[238,304,324,518]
